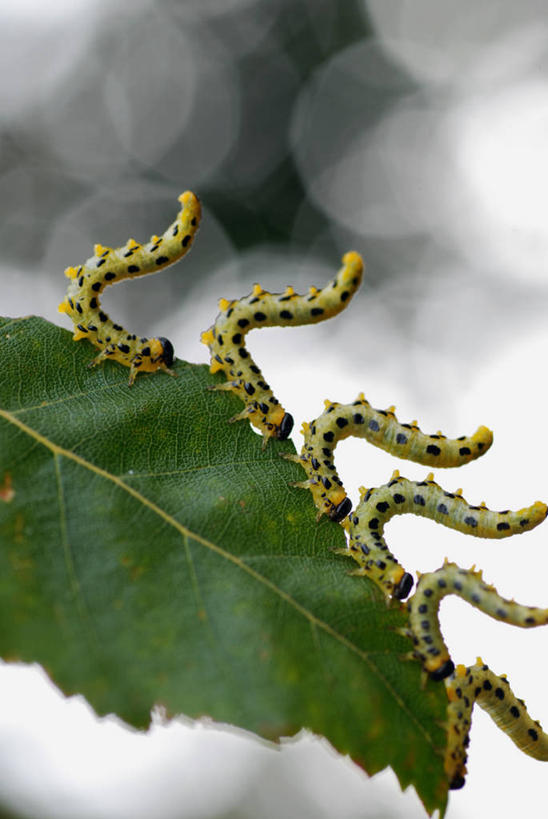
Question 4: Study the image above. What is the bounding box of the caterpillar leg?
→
[207,380,294,445]
[208,381,240,392]
[281,453,302,465]
[444,658,548,789]
[221,399,293,448]
[406,561,548,681]
[59,192,200,384]
[201,252,364,445]
[127,350,177,387]
[343,470,547,600]
[86,338,177,386]
[291,395,493,521]
[87,346,115,369]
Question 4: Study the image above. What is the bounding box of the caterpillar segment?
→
[405,561,548,681]
[201,252,364,446]
[288,395,493,522]
[444,659,548,789]
[343,470,547,600]
[58,190,201,385]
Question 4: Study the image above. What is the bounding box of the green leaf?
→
[0,316,449,815]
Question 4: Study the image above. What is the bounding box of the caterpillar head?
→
[156,337,175,367]
[449,772,466,790]
[265,405,294,441]
[429,659,455,682]
[393,572,414,600]
[276,412,294,440]
[330,496,353,523]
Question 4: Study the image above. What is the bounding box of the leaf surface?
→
[0,316,449,815]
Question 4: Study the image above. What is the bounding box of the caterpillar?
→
[58,190,201,386]
[444,659,548,789]
[200,252,364,446]
[343,470,547,600]
[405,560,548,681]
[285,395,493,523]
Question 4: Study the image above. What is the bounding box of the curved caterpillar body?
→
[444,659,548,789]
[286,395,493,522]
[406,561,548,681]
[58,191,201,385]
[344,470,547,600]
[200,252,364,446]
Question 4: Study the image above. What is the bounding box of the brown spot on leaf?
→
[0,473,14,502]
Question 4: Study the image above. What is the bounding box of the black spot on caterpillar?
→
[285,394,493,522]
[405,560,548,681]
[342,469,547,600]
[58,191,201,386]
[201,252,364,446]
[444,658,548,789]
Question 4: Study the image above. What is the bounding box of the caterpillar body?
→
[444,659,548,789]
[200,252,364,445]
[285,395,493,522]
[58,190,201,385]
[406,561,548,681]
[344,470,547,600]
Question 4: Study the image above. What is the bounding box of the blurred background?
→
[2,0,548,816]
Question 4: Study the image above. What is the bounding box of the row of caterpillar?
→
[400,564,548,788]
[198,245,548,788]
[59,191,201,385]
[59,196,366,443]
[340,476,548,788]
[197,255,548,789]
[59,193,548,794]
[200,251,364,444]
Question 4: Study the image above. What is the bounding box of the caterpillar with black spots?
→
[58,190,201,385]
[405,560,548,681]
[285,395,493,522]
[444,659,548,790]
[200,252,364,446]
[342,470,547,600]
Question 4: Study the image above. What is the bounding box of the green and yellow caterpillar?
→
[344,470,547,600]
[444,659,548,789]
[201,252,364,445]
[286,395,493,522]
[59,190,201,385]
[406,561,548,681]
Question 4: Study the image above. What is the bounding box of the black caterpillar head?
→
[393,572,414,600]
[330,496,353,523]
[277,412,294,440]
[157,337,175,368]
[429,659,455,682]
